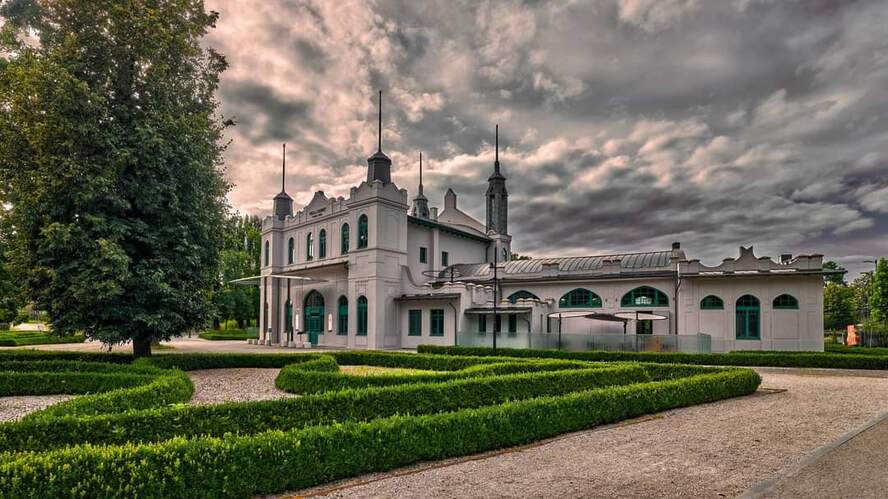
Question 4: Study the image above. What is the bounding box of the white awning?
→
[613,311,668,321]
[229,275,328,286]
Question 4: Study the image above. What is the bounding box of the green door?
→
[304,291,325,346]
[735,295,760,340]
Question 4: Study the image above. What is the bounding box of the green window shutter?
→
[357,296,368,336]
[318,229,326,259]
[419,247,427,263]
[337,296,348,335]
[430,309,444,336]
[700,295,724,310]
[408,310,422,336]
[340,224,349,254]
[441,251,449,267]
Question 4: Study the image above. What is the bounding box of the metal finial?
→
[494,124,500,172]
[419,152,423,188]
[282,143,286,191]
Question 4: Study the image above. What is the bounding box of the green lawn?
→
[0,330,85,347]
[198,329,259,341]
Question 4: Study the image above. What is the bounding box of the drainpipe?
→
[674,262,682,336]
[448,299,459,346]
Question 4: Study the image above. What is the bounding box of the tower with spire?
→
[411,152,430,219]
[273,143,293,219]
[366,90,392,184]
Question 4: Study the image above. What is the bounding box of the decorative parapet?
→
[682,246,824,276]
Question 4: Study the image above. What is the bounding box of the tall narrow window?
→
[419,247,428,263]
[287,238,294,264]
[264,240,269,267]
[507,314,517,335]
[736,295,761,339]
[478,315,487,334]
[318,229,327,259]
[337,296,348,335]
[341,224,350,254]
[358,215,368,248]
[285,300,293,332]
[306,232,313,260]
[430,309,444,336]
[263,302,269,331]
[773,294,799,309]
[357,296,368,336]
[408,309,422,336]
[621,286,668,307]
[441,251,449,267]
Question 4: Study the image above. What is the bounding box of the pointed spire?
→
[411,151,429,219]
[281,143,286,191]
[377,90,383,152]
[419,151,423,193]
[494,124,500,173]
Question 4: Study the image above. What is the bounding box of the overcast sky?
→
[205,0,887,279]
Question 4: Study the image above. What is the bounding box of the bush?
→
[197,329,259,341]
[0,363,650,452]
[0,331,85,346]
[0,369,759,498]
[418,345,888,370]
[0,350,132,363]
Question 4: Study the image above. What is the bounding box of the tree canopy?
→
[0,0,230,356]
[871,258,888,323]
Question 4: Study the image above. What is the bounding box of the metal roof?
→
[447,251,675,280]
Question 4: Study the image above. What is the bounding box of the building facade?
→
[254,99,829,353]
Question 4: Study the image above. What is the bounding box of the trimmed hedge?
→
[197,330,259,341]
[0,364,650,452]
[0,350,132,363]
[0,368,760,498]
[418,345,888,370]
[0,331,85,346]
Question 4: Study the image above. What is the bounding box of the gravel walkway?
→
[282,368,888,498]
[188,368,298,405]
[0,395,73,422]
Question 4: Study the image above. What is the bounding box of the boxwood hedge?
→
[418,344,888,370]
[0,350,761,498]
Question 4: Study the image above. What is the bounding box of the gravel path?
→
[282,368,888,499]
[0,395,73,422]
[188,368,298,405]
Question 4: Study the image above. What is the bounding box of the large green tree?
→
[0,209,24,325]
[823,283,855,331]
[0,0,230,356]
[870,258,888,323]
[212,213,261,329]
[822,261,846,285]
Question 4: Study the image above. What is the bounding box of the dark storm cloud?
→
[206,0,888,279]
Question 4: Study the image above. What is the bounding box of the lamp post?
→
[491,249,499,352]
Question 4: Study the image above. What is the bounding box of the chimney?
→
[444,188,457,210]
[430,207,438,220]
[780,254,793,264]
[672,242,681,250]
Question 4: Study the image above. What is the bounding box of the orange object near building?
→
[847,324,858,346]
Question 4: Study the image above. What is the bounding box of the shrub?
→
[197,330,259,341]
[418,345,888,370]
[0,369,759,498]
[0,331,85,346]
[0,364,649,452]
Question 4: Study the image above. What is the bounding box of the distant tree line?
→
[822,259,888,332]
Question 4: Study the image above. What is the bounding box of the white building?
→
[255,96,830,353]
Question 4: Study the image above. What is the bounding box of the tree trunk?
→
[132,335,152,358]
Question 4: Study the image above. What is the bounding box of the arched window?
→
[700,295,724,310]
[264,240,269,267]
[508,290,540,304]
[341,223,350,254]
[502,248,508,262]
[736,295,760,339]
[559,288,602,308]
[357,296,368,336]
[621,286,668,307]
[357,215,368,248]
[287,237,295,264]
[773,294,799,310]
[337,296,348,335]
[306,232,313,260]
[318,229,327,259]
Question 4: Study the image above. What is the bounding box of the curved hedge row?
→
[417,344,888,370]
[0,350,761,498]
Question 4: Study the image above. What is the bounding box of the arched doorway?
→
[736,294,760,340]
[304,291,325,345]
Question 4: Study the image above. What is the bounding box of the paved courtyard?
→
[283,367,888,499]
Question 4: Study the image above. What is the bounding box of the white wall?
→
[399,300,458,349]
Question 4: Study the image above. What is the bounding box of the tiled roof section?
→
[449,251,675,279]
